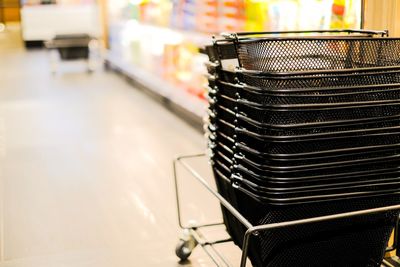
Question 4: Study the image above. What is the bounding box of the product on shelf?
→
[22,0,95,5]
[196,0,218,33]
[331,0,361,29]
[244,0,268,32]
[218,0,245,32]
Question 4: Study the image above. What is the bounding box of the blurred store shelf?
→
[105,51,207,123]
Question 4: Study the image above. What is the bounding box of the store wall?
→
[1,0,21,22]
[364,0,400,36]
[2,8,20,22]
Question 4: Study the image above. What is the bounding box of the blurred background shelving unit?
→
[104,0,363,122]
[7,0,400,125]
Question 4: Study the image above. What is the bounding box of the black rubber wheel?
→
[175,239,192,261]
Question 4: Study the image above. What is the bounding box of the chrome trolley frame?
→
[174,153,400,267]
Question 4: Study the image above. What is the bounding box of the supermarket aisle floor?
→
[0,39,241,266]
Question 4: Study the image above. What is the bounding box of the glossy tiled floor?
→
[0,26,242,266]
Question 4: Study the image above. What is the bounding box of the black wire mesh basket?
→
[213,30,400,73]
[214,79,400,106]
[53,34,91,60]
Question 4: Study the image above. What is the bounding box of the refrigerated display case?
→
[105,0,362,119]
[20,0,101,46]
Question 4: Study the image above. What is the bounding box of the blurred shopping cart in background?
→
[44,33,100,73]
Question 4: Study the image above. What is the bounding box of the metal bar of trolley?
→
[44,39,93,49]
[174,153,252,230]
[174,153,400,267]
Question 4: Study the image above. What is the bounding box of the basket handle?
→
[235,65,400,77]
[221,29,389,39]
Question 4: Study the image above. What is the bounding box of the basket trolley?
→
[173,153,400,267]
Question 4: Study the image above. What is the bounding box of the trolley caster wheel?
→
[175,229,198,261]
[175,239,193,261]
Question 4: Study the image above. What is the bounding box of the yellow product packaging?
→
[176,42,197,84]
[244,0,268,32]
[155,0,173,27]
[129,40,142,65]
[330,0,346,29]
[163,43,180,82]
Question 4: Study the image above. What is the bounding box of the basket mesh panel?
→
[237,39,400,72]
[239,71,400,89]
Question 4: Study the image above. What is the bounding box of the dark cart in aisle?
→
[44,34,95,73]
[173,153,400,267]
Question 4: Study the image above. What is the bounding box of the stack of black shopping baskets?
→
[204,30,400,266]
